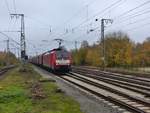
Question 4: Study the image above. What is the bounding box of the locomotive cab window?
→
[56,50,69,60]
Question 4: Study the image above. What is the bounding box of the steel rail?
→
[72,69,150,90]
[71,71,150,97]
[58,74,147,113]
[72,66,150,78]
[72,67,150,87]
[67,73,150,106]
[73,66,150,82]
[0,65,15,76]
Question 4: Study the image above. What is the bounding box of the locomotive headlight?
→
[56,60,59,65]
[56,60,70,65]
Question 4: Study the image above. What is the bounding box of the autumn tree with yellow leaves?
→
[132,37,150,67]
[71,31,150,68]
[104,32,133,67]
[0,51,18,67]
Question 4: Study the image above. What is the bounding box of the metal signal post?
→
[101,19,113,70]
[10,14,26,61]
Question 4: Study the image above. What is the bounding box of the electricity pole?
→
[101,19,113,71]
[4,39,10,65]
[6,39,10,54]
[17,47,20,58]
[7,39,10,65]
[101,19,105,71]
[75,41,77,51]
[86,4,89,33]
[10,14,26,62]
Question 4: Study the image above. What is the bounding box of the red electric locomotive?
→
[31,47,71,72]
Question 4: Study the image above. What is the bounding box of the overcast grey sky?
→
[0,0,150,56]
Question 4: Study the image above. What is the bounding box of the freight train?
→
[30,47,72,72]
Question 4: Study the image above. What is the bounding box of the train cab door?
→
[41,55,43,65]
[51,52,56,70]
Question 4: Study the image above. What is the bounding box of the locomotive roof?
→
[42,47,67,55]
[31,47,68,58]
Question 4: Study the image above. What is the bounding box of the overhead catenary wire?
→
[66,26,101,45]
[42,0,99,40]
[34,0,150,52]
[26,39,48,55]
[12,0,17,13]
[6,0,149,54]
[97,0,150,33]
[116,6,150,22]
[0,31,21,57]
[25,16,51,28]
[106,9,150,30]
[42,0,150,43]
[72,0,123,30]
[111,15,150,31]
[4,0,11,15]
[58,0,99,28]
[17,0,123,50]
[0,31,20,46]
[95,0,150,32]
[103,0,150,36]
[125,21,150,32]
[34,0,125,42]
[49,0,125,40]
[113,0,150,20]
[111,7,150,27]
[3,0,20,45]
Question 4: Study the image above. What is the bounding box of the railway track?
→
[57,72,150,113]
[72,69,150,97]
[77,66,150,78]
[72,66,150,83]
[72,67,150,90]
[72,66,150,100]
[0,65,15,77]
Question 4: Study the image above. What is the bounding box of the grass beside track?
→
[0,65,83,113]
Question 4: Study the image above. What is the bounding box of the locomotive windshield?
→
[56,50,69,60]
